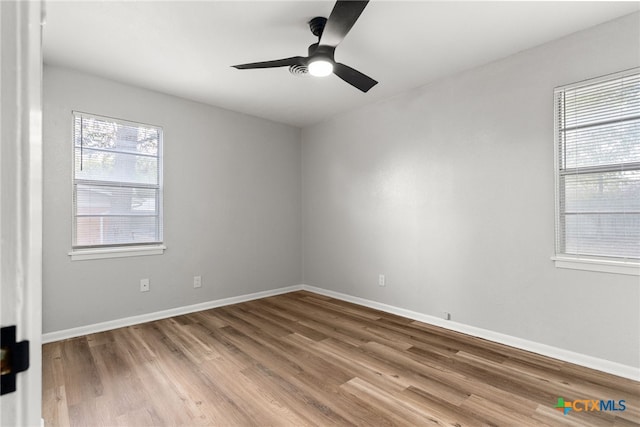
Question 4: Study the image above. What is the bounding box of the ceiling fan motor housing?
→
[308,44,335,62]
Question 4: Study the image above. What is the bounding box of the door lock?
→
[1,326,30,395]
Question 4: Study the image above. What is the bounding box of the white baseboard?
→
[42,283,639,381]
[41,285,303,344]
[300,285,640,382]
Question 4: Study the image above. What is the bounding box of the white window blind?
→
[73,112,163,249]
[555,69,640,262]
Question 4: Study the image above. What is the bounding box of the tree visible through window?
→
[73,112,163,248]
[555,69,640,261]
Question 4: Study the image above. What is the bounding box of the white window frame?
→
[69,111,165,261]
[552,69,640,276]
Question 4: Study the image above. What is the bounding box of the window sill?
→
[69,245,166,261]
[552,256,639,276]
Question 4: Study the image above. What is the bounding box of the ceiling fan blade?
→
[333,63,377,92]
[319,1,369,48]
[232,56,306,69]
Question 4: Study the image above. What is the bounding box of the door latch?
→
[1,326,30,395]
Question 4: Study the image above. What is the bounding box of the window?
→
[554,69,639,274]
[71,112,164,260]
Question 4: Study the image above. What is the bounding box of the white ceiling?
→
[43,1,639,128]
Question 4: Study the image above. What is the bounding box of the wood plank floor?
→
[43,291,639,426]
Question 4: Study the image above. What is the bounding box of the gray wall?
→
[302,13,640,368]
[43,66,302,333]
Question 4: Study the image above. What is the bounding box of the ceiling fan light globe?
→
[308,60,333,77]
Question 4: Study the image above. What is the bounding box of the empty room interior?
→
[4,0,640,425]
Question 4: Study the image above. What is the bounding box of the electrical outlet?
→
[378,274,385,287]
[140,278,150,292]
[193,275,202,288]
[442,311,451,320]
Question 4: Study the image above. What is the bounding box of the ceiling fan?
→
[232,0,377,93]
